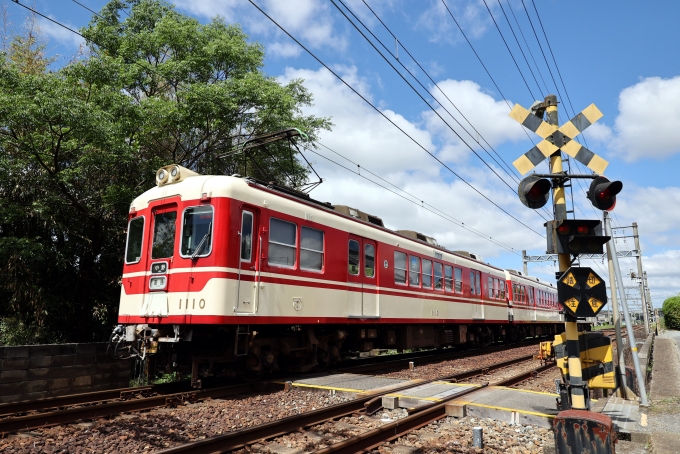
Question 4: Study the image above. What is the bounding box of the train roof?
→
[133,169,548,284]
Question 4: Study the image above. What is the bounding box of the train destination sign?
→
[556,266,607,318]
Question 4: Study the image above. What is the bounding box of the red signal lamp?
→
[518,175,551,210]
[576,225,590,235]
[557,224,571,235]
[588,176,622,211]
[547,219,610,256]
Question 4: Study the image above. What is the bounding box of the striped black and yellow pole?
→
[544,94,587,411]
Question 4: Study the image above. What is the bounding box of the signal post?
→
[511,95,624,453]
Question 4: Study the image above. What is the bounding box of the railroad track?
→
[152,355,554,453]
[0,339,543,433]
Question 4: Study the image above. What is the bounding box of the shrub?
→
[662,296,680,330]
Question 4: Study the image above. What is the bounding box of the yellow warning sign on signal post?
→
[556,267,608,318]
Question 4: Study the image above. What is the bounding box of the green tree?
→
[662,296,680,330]
[0,0,331,344]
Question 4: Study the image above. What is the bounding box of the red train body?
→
[112,165,565,382]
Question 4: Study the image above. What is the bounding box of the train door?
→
[347,235,380,318]
[362,240,378,317]
[507,278,514,322]
[141,203,178,318]
[471,270,484,320]
[234,208,259,314]
[528,287,537,321]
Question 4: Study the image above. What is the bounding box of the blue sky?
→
[6,0,680,308]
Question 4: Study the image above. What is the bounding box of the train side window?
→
[240,211,253,262]
[528,287,534,305]
[269,218,297,267]
[434,263,443,290]
[454,267,462,293]
[475,272,481,296]
[301,226,324,271]
[488,276,494,298]
[512,283,518,302]
[394,251,407,284]
[348,239,360,275]
[444,265,453,291]
[409,256,420,287]
[520,285,526,303]
[152,211,177,259]
[364,244,375,278]
[493,278,499,299]
[422,259,433,289]
[125,216,145,264]
[469,271,475,295]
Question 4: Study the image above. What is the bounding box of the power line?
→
[331,0,555,223]
[309,142,521,253]
[246,0,545,238]
[505,0,550,95]
[360,0,523,187]
[480,0,537,100]
[494,0,544,98]
[438,0,549,166]
[529,0,578,127]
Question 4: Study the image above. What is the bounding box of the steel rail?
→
[0,383,256,434]
[333,338,542,375]
[0,380,196,417]
[493,361,556,387]
[0,339,541,420]
[153,354,537,453]
[315,362,557,454]
[313,385,486,454]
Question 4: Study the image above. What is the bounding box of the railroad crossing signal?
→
[518,175,551,209]
[588,176,622,211]
[509,103,608,175]
[547,219,611,256]
[557,267,608,318]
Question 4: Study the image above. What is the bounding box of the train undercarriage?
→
[108,322,567,386]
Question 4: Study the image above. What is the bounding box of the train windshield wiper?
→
[191,222,212,260]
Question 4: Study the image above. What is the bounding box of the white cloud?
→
[172,0,347,56]
[606,75,680,161]
[637,250,680,307]
[39,18,84,48]
[425,79,527,163]
[279,65,548,260]
[268,41,301,58]
[612,184,680,246]
[416,0,491,44]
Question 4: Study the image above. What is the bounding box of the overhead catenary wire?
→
[505,0,550,96]
[246,0,545,238]
[480,0,537,100]
[331,0,555,222]
[309,142,521,254]
[493,0,544,98]
[360,0,523,186]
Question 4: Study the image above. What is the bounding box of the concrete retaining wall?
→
[637,332,654,386]
[0,343,133,403]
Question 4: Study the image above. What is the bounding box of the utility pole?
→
[606,221,626,398]
[643,271,653,325]
[604,212,649,406]
[632,222,650,335]
[522,250,528,276]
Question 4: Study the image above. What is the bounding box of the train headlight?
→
[171,165,181,181]
[149,276,167,291]
[156,168,169,186]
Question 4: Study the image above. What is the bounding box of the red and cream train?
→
[112,164,564,382]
